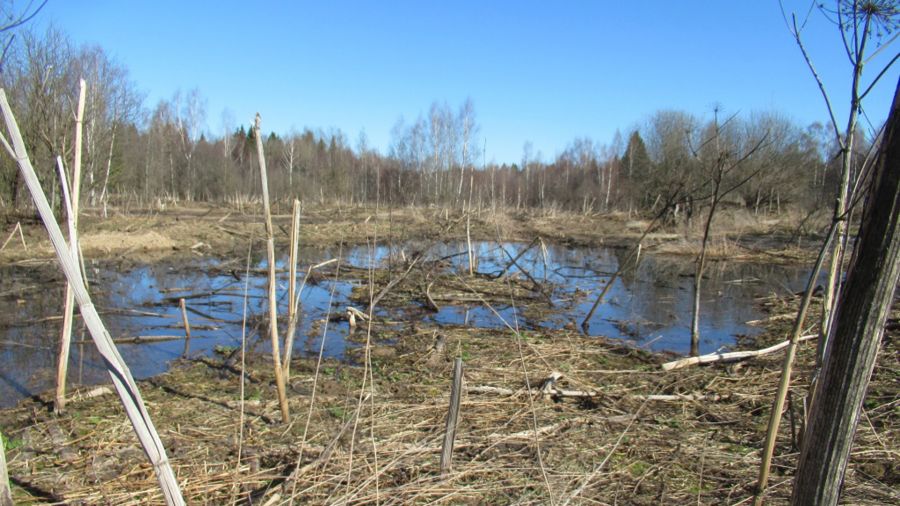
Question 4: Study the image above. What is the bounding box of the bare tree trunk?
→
[790,79,900,506]
[99,120,117,217]
[691,194,718,357]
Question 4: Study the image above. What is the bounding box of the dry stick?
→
[0,222,25,251]
[466,214,475,275]
[423,280,439,311]
[493,236,539,279]
[74,335,188,345]
[580,202,672,330]
[440,357,464,475]
[753,219,838,506]
[283,258,338,381]
[55,79,86,414]
[368,253,423,310]
[0,89,184,505]
[233,239,254,498]
[179,298,191,358]
[282,198,301,379]
[498,243,553,304]
[661,335,818,371]
[254,114,290,424]
[365,239,382,504]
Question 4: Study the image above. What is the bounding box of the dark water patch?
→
[0,241,814,407]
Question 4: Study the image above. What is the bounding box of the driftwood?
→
[75,335,188,345]
[661,335,817,371]
[469,383,741,403]
[67,386,114,402]
[346,306,369,328]
[423,280,440,311]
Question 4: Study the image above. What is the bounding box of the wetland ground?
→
[0,203,895,505]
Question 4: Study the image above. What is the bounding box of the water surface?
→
[0,241,812,407]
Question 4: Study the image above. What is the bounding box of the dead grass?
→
[1,293,896,505]
[1,203,826,265]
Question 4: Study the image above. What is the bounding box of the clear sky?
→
[34,1,900,164]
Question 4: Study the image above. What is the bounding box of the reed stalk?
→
[0,88,185,505]
[179,298,191,357]
[55,79,86,414]
[282,198,301,378]
[254,113,290,423]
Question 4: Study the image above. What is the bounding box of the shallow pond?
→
[0,241,813,407]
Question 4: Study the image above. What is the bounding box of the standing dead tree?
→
[790,77,900,506]
[688,111,768,356]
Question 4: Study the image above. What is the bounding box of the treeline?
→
[0,27,866,216]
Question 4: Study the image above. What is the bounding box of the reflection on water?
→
[0,241,812,407]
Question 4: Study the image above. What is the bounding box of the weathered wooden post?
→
[440,357,463,475]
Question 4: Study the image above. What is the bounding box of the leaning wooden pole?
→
[254,113,290,423]
[790,78,900,506]
[0,89,185,505]
[55,78,86,414]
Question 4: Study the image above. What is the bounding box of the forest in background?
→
[0,26,871,219]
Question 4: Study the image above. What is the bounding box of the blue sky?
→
[35,1,899,164]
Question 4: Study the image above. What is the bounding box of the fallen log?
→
[660,335,817,371]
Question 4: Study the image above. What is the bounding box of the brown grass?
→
[1,292,896,505]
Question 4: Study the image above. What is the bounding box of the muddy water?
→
[0,242,812,407]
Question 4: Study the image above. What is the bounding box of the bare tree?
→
[688,109,768,356]
[0,0,47,72]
